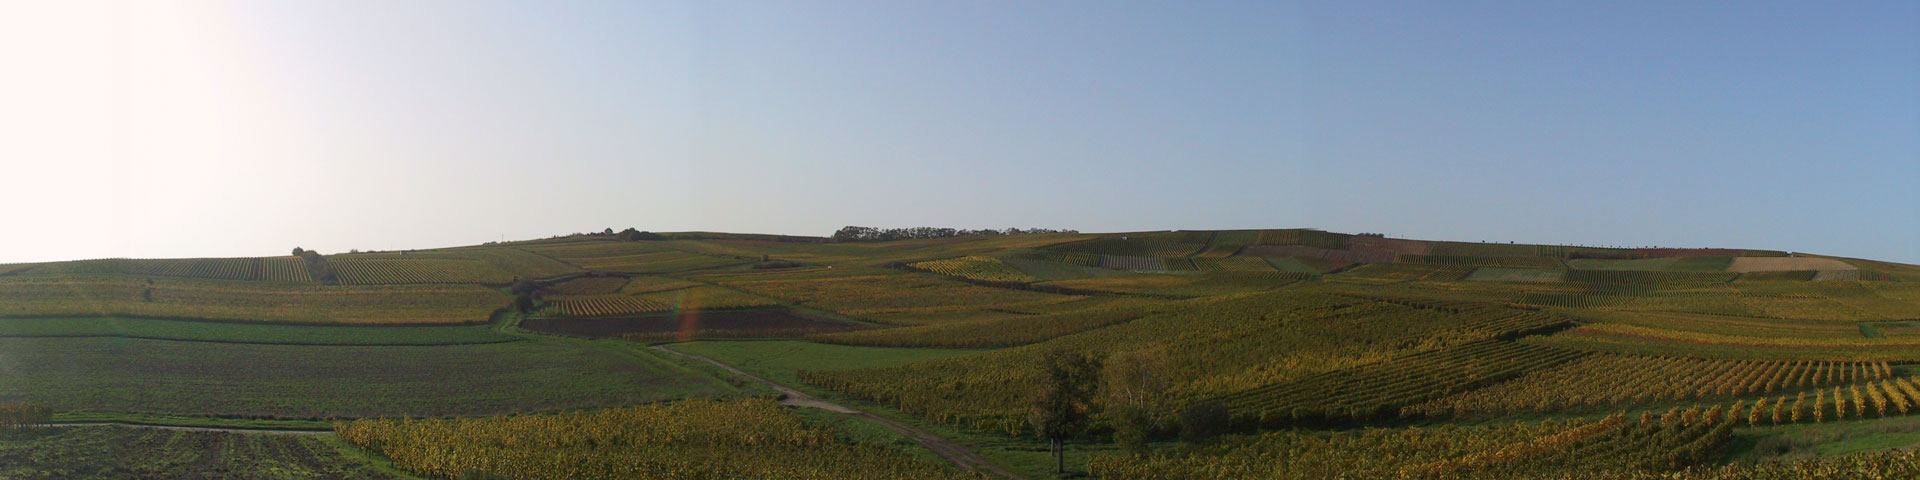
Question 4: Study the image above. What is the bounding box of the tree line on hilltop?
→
[831,226,1077,242]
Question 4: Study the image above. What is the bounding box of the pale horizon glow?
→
[1,1,1915,264]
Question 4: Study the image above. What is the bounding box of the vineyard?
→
[0,426,396,479]
[0,228,1914,478]
[1529,322,1920,361]
[634,286,783,311]
[809,299,1172,348]
[1039,271,1311,297]
[1567,256,1734,272]
[0,317,514,345]
[329,256,516,285]
[1400,254,1565,269]
[908,255,1039,283]
[0,274,507,324]
[618,275,707,294]
[1465,267,1566,282]
[4,257,315,283]
[1193,256,1279,272]
[1045,232,1210,257]
[449,246,583,278]
[0,337,736,418]
[801,292,1578,434]
[545,276,633,295]
[1334,263,1475,283]
[1409,354,1894,417]
[335,399,979,480]
[1219,340,1590,427]
[701,267,1082,324]
[1092,408,1735,479]
[549,294,668,316]
[522,309,861,341]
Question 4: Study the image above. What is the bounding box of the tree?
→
[291,247,305,256]
[1029,350,1102,474]
[832,225,1076,242]
[616,228,665,241]
[1102,346,1170,455]
[510,279,543,313]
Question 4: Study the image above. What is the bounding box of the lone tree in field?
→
[1029,350,1102,474]
[291,247,304,256]
[1102,346,1171,455]
[510,279,541,313]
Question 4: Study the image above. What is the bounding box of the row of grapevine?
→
[573,251,748,274]
[633,286,782,311]
[907,256,1039,283]
[0,402,51,428]
[329,258,514,285]
[335,399,979,480]
[448,246,582,279]
[1426,240,1567,258]
[1398,254,1566,269]
[1566,269,1739,285]
[5,257,313,283]
[1191,257,1278,272]
[1335,263,1474,282]
[801,292,1585,435]
[1045,232,1210,257]
[1667,448,1920,479]
[1255,229,1349,249]
[0,275,508,325]
[1216,340,1590,427]
[1192,230,1259,257]
[707,267,1080,323]
[1408,406,1737,478]
[550,294,668,317]
[1732,377,1920,426]
[1410,355,1893,417]
[1007,251,1103,268]
[1098,255,1170,272]
[1240,244,1398,264]
[545,276,632,295]
[1091,407,1737,479]
[809,300,1166,348]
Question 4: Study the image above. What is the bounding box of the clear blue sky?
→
[2,1,1914,263]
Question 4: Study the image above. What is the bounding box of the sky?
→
[1,1,1914,264]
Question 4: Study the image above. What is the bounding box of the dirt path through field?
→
[651,345,1022,480]
[39,422,329,434]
